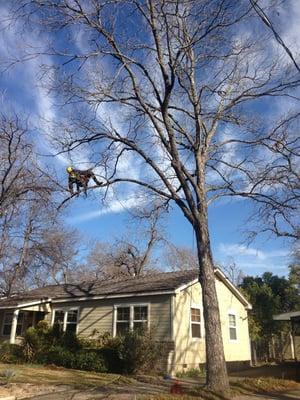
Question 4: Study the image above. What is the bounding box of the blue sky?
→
[0,1,299,278]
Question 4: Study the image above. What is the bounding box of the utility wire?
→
[250,0,300,73]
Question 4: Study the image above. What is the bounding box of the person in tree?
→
[66,166,103,196]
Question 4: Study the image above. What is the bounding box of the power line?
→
[250,0,300,73]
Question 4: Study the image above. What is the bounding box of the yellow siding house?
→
[0,269,252,373]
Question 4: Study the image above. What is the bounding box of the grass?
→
[0,362,299,400]
[230,377,300,395]
[0,362,134,388]
[136,377,300,400]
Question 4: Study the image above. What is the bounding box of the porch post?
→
[291,320,297,361]
[10,309,19,344]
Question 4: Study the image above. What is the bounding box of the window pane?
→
[230,327,237,340]
[66,323,77,333]
[116,322,130,335]
[67,310,78,323]
[4,313,13,324]
[134,306,148,321]
[16,324,23,336]
[229,314,236,326]
[54,310,65,324]
[192,324,201,338]
[3,325,11,336]
[191,308,201,322]
[133,321,147,332]
[117,307,130,321]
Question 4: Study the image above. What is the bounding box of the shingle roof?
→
[0,269,199,308]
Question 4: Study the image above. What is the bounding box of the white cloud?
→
[70,195,143,223]
[217,242,290,275]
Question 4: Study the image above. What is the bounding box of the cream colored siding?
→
[172,282,206,370]
[51,294,172,340]
[215,277,251,362]
[172,279,251,372]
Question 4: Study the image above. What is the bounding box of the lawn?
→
[0,362,299,400]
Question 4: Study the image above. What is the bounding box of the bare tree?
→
[0,111,69,294]
[28,226,83,287]
[163,244,198,271]
[11,0,300,392]
[88,207,163,278]
[221,260,244,287]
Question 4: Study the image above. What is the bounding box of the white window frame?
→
[2,311,24,337]
[190,304,203,340]
[113,303,150,337]
[51,307,79,334]
[228,309,238,342]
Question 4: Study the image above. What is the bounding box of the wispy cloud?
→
[216,242,290,275]
[70,195,143,223]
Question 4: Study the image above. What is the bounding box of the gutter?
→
[0,298,52,310]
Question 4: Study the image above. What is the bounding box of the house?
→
[273,311,300,361]
[0,269,252,372]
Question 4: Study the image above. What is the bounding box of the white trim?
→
[175,269,252,310]
[170,295,175,341]
[0,298,52,310]
[215,269,252,310]
[2,310,25,340]
[113,303,150,337]
[228,309,238,342]
[273,311,300,321]
[190,304,203,340]
[175,278,199,293]
[52,307,80,334]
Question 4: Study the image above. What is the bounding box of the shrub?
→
[0,368,17,385]
[74,351,107,372]
[37,345,106,372]
[176,367,206,379]
[99,329,162,374]
[0,343,23,364]
[119,329,162,374]
[22,327,43,362]
[37,345,76,369]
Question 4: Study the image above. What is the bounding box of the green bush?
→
[36,345,106,372]
[22,327,43,362]
[119,329,162,374]
[176,367,206,379]
[74,351,107,372]
[37,345,76,368]
[1,323,160,375]
[97,329,162,374]
[0,343,23,364]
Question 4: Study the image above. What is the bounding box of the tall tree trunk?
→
[194,200,229,394]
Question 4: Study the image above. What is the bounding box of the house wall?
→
[50,294,172,341]
[171,278,251,373]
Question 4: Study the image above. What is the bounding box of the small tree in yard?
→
[11,0,300,393]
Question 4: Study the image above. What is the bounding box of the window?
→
[66,310,78,333]
[2,312,24,336]
[133,306,148,332]
[116,307,130,335]
[229,313,237,340]
[114,304,149,336]
[52,309,78,333]
[191,307,201,338]
[53,310,64,331]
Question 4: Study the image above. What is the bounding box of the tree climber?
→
[66,166,103,196]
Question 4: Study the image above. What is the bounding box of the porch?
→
[273,311,300,361]
[0,299,51,344]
